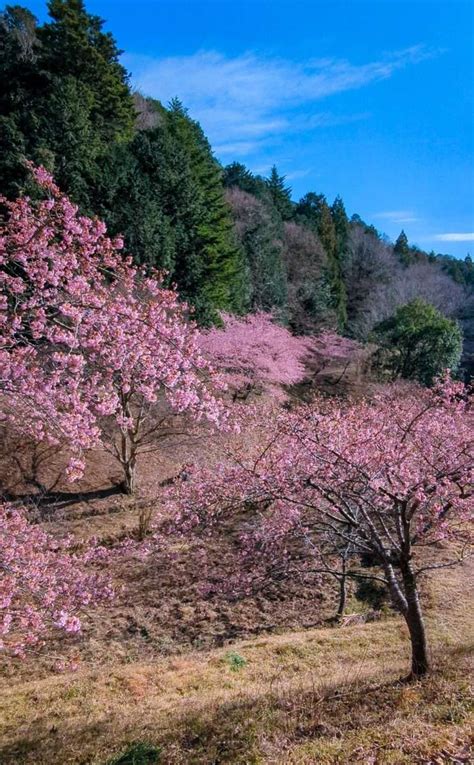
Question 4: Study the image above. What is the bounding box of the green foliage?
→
[106,742,161,765]
[0,6,44,197]
[331,195,349,259]
[437,253,474,289]
[226,187,287,314]
[0,2,468,339]
[394,230,411,266]
[223,162,268,199]
[374,299,463,385]
[166,101,247,321]
[350,213,382,239]
[0,0,134,208]
[94,125,188,275]
[296,192,347,329]
[94,101,246,323]
[265,165,293,221]
[40,0,134,144]
[224,651,248,672]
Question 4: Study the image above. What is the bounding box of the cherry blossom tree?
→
[0,501,113,657]
[198,312,362,400]
[171,376,473,678]
[197,312,311,399]
[0,165,226,493]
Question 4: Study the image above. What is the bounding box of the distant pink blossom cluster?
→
[0,165,231,654]
[198,312,361,398]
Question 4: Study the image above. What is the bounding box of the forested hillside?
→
[1,0,473,367]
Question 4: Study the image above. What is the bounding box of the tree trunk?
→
[122,457,136,495]
[401,561,430,678]
[383,561,408,615]
[119,428,137,495]
[336,557,347,618]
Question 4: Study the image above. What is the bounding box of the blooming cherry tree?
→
[171,376,473,678]
[198,312,361,400]
[0,166,226,492]
[0,501,113,657]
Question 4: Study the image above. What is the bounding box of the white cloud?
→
[374,210,421,224]
[434,233,474,242]
[285,169,311,181]
[125,44,437,158]
[213,140,264,157]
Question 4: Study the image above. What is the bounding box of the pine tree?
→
[0,1,134,208]
[394,230,411,266]
[266,165,293,220]
[166,99,247,322]
[296,192,347,328]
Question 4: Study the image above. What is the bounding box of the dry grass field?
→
[0,542,472,764]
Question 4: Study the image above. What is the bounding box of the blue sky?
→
[28,0,474,258]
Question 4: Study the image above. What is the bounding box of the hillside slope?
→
[1,553,472,764]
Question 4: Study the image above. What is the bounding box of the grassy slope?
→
[1,557,472,764]
[1,362,472,764]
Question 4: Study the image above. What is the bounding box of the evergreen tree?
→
[166,99,247,321]
[296,193,335,253]
[465,254,474,286]
[394,230,411,266]
[93,128,178,275]
[265,165,293,220]
[296,192,347,328]
[331,195,349,262]
[0,6,47,196]
[39,0,134,146]
[330,195,350,327]
[223,162,270,201]
[374,299,463,386]
[95,99,247,324]
[226,187,287,315]
[224,162,255,193]
[0,1,134,208]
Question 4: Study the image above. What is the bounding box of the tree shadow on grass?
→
[0,674,410,765]
[0,663,467,765]
[1,483,124,515]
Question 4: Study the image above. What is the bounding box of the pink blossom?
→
[0,166,228,491]
[0,503,113,657]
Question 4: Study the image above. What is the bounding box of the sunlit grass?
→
[1,558,472,763]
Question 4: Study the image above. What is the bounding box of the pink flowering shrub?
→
[0,166,227,492]
[0,501,113,657]
[170,375,473,678]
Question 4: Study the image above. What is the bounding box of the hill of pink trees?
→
[1,168,472,679]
